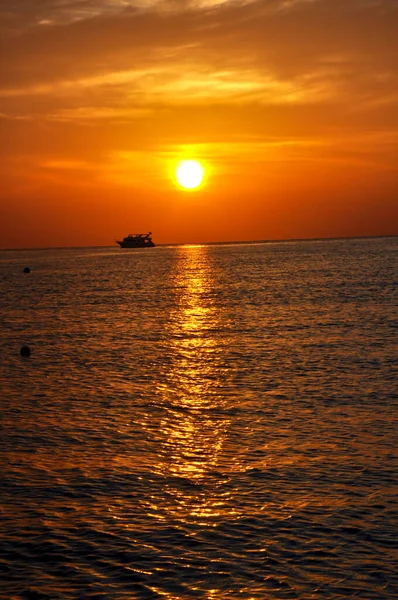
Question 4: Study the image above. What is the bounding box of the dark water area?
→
[0,237,397,599]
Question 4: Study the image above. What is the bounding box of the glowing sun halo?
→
[176,160,204,190]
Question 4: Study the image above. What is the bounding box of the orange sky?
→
[1,0,397,248]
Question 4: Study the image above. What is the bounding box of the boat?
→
[116,232,155,248]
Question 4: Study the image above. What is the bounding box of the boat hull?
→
[117,240,155,248]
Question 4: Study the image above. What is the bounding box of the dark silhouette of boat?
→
[116,232,155,248]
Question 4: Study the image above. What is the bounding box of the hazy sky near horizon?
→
[1,0,397,247]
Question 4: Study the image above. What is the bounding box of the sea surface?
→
[0,237,397,600]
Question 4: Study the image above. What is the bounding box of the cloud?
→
[0,0,397,162]
[1,1,396,115]
[0,0,310,32]
[0,62,334,112]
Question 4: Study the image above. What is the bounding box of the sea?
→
[0,237,397,600]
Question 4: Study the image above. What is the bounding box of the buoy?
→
[23,267,31,273]
[20,345,31,357]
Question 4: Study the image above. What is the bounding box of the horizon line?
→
[0,233,397,252]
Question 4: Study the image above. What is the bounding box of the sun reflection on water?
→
[155,246,231,508]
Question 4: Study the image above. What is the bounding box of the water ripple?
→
[0,238,397,598]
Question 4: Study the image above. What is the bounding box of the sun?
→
[176,160,204,190]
